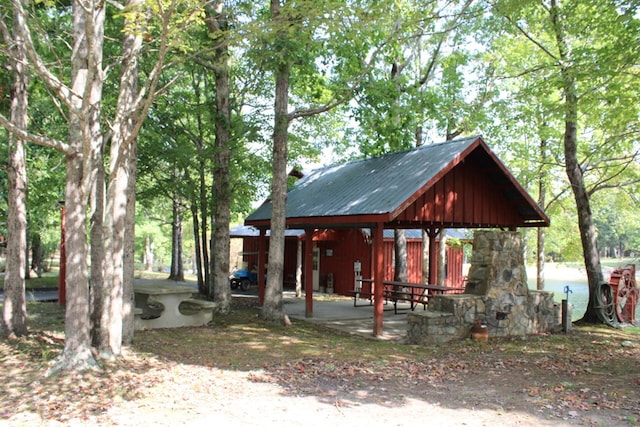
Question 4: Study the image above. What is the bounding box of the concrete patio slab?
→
[283,292,412,342]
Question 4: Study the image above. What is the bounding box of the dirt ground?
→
[1,297,639,426]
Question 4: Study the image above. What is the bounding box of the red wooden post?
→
[373,224,385,336]
[58,202,66,307]
[304,231,314,317]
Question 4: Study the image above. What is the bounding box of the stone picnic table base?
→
[134,283,216,329]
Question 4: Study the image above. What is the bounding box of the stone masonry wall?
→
[407,230,561,344]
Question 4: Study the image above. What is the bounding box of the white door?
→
[312,245,320,291]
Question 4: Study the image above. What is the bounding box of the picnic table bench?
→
[348,279,465,314]
[347,278,376,307]
[134,283,217,329]
[383,280,465,314]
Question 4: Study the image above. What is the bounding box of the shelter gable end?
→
[394,158,524,227]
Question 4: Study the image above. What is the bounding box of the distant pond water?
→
[528,276,589,321]
[526,265,640,322]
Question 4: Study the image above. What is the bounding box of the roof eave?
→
[245,212,393,230]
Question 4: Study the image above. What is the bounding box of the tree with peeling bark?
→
[204,0,233,313]
[490,0,640,323]
[97,0,145,356]
[57,0,105,371]
[0,0,187,368]
[77,0,185,358]
[0,10,29,338]
[257,0,386,323]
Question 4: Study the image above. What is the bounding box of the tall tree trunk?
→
[30,234,43,277]
[190,60,210,294]
[89,37,106,345]
[50,0,100,372]
[169,197,185,281]
[144,235,154,270]
[199,162,210,292]
[206,1,232,312]
[295,240,302,297]
[393,229,408,298]
[99,0,144,358]
[122,139,137,345]
[261,0,289,324]
[618,241,624,259]
[191,205,206,293]
[90,157,105,348]
[393,229,408,282]
[550,1,603,323]
[390,57,407,288]
[536,135,547,290]
[100,0,140,357]
[88,27,105,349]
[422,231,429,283]
[82,0,106,355]
[24,243,30,280]
[54,150,99,372]
[2,12,28,337]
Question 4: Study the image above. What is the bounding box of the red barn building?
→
[243,135,549,336]
[231,226,468,295]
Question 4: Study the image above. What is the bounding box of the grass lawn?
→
[1,260,639,425]
[1,295,639,426]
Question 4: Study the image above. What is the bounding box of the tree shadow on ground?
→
[3,298,638,426]
[130,297,640,426]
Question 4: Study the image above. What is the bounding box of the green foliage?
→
[4,0,640,278]
[593,190,640,255]
[484,0,640,269]
[348,0,491,157]
[135,214,172,267]
[543,207,583,262]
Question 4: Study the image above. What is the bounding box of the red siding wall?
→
[443,245,465,291]
[382,240,423,283]
[238,237,304,288]
[396,161,521,227]
[235,230,466,295]
[315,229,372,295]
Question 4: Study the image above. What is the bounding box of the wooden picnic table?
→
[346,278,375,307]
[134,283,216,329]
[348,278,465,313]
[383,280,466,314]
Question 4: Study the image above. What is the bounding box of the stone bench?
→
[407,294,483,344]
[180,298,217,312]
[179,298,217,325]
[133,307,145,330]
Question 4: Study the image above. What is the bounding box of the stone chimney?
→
[465,231,531,337]
[407,230,560,344]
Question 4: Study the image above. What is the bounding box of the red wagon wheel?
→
[615,280,638,323]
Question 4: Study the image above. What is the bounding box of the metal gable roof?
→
[231,225,470,241]
[229,225,305,238]
[247,135,480,224]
